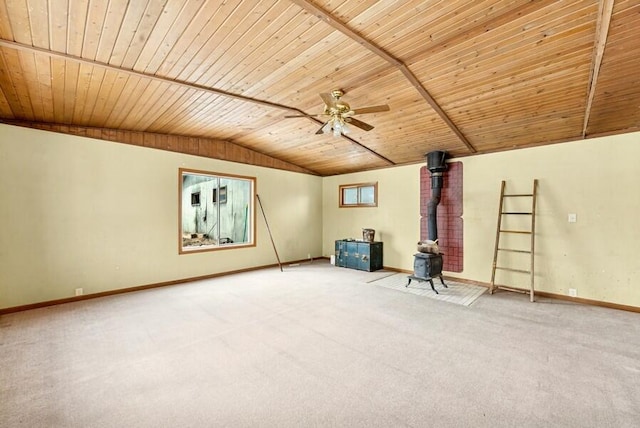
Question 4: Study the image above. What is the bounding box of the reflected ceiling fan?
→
[285,90,390,136]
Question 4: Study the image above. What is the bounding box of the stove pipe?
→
[426,151,447,241]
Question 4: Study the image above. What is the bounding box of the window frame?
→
[339,182,378,208]
[179,168,256,254]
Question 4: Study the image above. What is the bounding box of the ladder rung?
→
[497,248,531,254]
[503,194,533,197]
[499,230,532,234]
[501,212,532,215]
[495,285,531,294]
[495,267,531,274]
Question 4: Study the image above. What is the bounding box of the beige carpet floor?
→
[1,260,639,427]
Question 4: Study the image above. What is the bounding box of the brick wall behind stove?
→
[420,162,463,272]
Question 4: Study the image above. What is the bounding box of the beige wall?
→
[0,124,323,309]
[3,123,639,310]
[323,131,640,308]
[322,165,421,269]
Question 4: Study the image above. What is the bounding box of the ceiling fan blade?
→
[351,104,390,115]
[316,121,330,134]
[345,117,374,131]
[320,93,336,109]
[284,113,322,118]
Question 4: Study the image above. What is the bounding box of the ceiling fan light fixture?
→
[332,122,341,137]
[326,116,350,137]
[302,90,391,136]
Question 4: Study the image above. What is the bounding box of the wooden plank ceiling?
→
[0,0,638,176]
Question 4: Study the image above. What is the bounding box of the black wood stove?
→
[407,252,447,293]
[406,151,448,294]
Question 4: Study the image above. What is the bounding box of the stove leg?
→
[405,278,412,287]
[429,279,438,294]
[439,276,448,288]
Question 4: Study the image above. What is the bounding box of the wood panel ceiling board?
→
[80,0,109,60]
[14,50,46,120]
[157,0,248,81]
[197,6,315,94]
[77,66,106,126]
[151,0,242,78]
[409,1,597,84]
[342,0,523,61]
[0,1,15,40]
[46,0,68,53]
[105,0,154,68]
[0,55,18,118]
[70,63,94,124]
[146,87,208,134]
[195,2,303,92]
[67,0,90,57]
[93,0,130,64]
[113,78,167,130]
[403,0,558,67]
[88,68,128,125]
[169,0,269,86]
[133,0,206,75]
[0,48,35,120]
[156,2,269,88]
[383,1,539,61]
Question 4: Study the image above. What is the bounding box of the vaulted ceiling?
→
[0,0,638,176]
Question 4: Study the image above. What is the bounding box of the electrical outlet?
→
[568,213,577,223]
[568,288,577,297]
[75,288,83,296]
[307,253,311,259]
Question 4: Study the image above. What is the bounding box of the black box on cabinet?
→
[335,240,383,272]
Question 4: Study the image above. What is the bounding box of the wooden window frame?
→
[339,182,378,208]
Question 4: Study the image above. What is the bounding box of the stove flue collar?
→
[426,150,448,174]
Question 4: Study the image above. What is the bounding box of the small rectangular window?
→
[213,186,228,204]
[219,186,227,203]
[339,182,378,207]
[191,192,201,206]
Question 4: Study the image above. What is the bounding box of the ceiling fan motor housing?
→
[330,90,350,114]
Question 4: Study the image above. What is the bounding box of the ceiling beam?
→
[290,0,477,154]
[582,0,615,138]
[0,38,394,166]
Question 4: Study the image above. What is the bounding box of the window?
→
[213,185,227,204]
[339,182,378,207]
[179,168,255,253]
[191,192,201,206]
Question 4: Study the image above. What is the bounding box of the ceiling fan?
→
[285,90,390,137]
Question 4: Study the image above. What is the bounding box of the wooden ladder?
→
[489,180,538,302]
